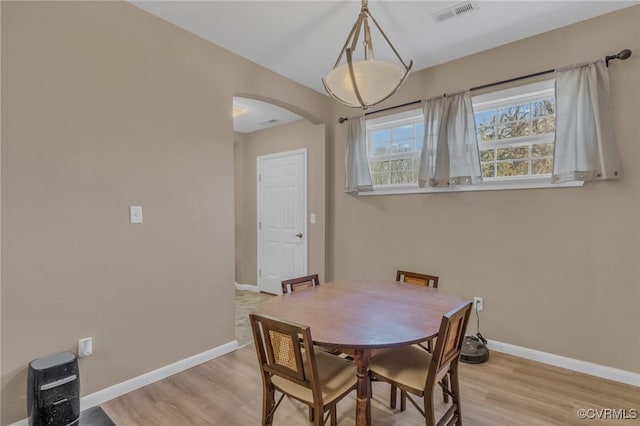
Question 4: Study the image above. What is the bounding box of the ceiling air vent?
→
[432,1,479,23]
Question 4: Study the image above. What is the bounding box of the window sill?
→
[358,178,584,196]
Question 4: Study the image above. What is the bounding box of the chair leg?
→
[441,374,450,403]
[313,403,324,426]
[390,384,397,409]
[424,394,436,426]
[331,405,338,426]
[262,385,275,426]
[449,365,463,425]
[308,407,314,422]
[400,390,407,412]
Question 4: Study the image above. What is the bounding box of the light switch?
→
[130,206,143,224]
[310,213,316,224]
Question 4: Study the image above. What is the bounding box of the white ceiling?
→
[233,97,302,133]
[132,1,636,131]
[131,0,636,96]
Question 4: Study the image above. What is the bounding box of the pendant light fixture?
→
[323,0,413,110]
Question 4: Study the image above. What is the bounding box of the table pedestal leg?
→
[354,349,371,426]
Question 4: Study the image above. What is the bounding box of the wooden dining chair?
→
[396,270,440,353]
[396,270,439,288]
[281,274,344,357]
[250,313,356,426]
[281,274,320,294]
[369,301,472,426]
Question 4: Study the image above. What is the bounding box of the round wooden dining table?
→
[256,279,466,426]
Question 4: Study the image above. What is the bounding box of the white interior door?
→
[258,149,307,294]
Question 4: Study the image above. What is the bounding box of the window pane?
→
[415,123,424,151]
[497,160,528,177]
[497,146,528,160]
[497,122,530,139]
[371,160,390,185]
[390,171,414,184]
[412,157,420,170]
[497,103,531,123]
[532,158,553,174]
[382,159,418,184]
[371,129,391,144]
[403,141,414,152]
[474,110,496,127]
[480,149,495,162]
[470,85,556,183]
[532,117,555,134]
[392,139,413,153]
[390,159,413,171]
[392,126,413,140]
[477,126,496,142]
[372,173,390,185]
[533,99,555,117]
[532,143,554,157]
[481,163,495,178]
[371,161,389,173]
[371,142,390,156]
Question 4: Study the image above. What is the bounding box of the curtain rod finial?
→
[339,117,349,123]
[617,49,632,60]
[606,49,632,66]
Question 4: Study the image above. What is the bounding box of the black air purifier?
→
[27,352,80,426]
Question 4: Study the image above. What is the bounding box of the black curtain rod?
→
[338,48,632,123]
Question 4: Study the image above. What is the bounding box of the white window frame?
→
[366,109,423,188]
[360,79,583,196]
[474,79,556,182]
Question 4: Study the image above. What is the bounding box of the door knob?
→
[295,233,303,238]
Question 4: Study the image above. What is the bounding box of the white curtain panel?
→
[553,60,621,183]
[344,116,374,193]
[418,91,482,187]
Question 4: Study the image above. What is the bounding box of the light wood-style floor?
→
[102,344,640,425]
[235,289,273,346]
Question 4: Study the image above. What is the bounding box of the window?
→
[473,80,555,180]
[366,109,423,186]
[362,79,581,195]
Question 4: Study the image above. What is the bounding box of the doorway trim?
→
[256,148,308,293]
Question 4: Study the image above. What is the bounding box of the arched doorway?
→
[232,95,326,345]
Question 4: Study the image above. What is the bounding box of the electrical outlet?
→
[78,337,93,358]
[473,296,484,311]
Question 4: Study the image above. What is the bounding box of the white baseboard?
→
[235,281,259,292]
[9,340,238,426]
[487,339,640,387]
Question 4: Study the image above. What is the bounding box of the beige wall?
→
[0,2,329,424]
[328,6,640,373]
[0,1,3,419]
[234,120,326,287]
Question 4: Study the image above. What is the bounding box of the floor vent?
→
[432,1,479,23]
